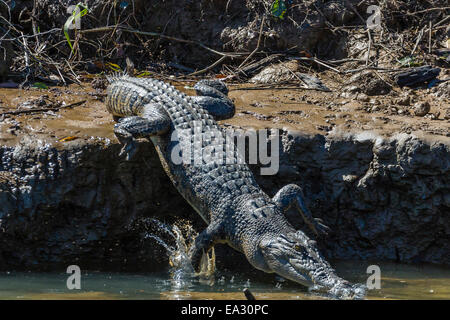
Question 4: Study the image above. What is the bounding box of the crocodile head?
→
[258,230,366,299]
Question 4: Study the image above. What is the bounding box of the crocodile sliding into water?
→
[104,76,366,299]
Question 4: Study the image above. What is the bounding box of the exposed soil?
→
[1,73,449,146]
[226,73,450,140]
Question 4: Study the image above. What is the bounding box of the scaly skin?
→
[105,76,366,299]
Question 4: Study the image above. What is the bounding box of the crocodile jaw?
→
[259,231,366,299]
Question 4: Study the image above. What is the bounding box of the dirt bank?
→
[0,81,448,271]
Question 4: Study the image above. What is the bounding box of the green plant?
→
[63,3,89,54]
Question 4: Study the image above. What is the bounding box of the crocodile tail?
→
[106,70,129,84]
[105,72,144,117]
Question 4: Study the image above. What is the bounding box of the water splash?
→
[144,219,216,288]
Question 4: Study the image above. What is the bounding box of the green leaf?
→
[271,0,287,20]
[398,56,423,67]
[63,3,89,54]
[105,62,121,72]
[136,71,151,78]
[32,82,49,89]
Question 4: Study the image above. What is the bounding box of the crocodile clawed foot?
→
[118,136,138,161]
[314,218,331,237]
[114,121,139,161]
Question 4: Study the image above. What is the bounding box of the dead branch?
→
[238,15,266,69]
[0,100,87,116]
[79,26,247,58]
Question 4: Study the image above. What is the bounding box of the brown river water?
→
[0,261,448,300]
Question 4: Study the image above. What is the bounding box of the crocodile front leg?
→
[190,222,223,273]
[114,103,170,160]
[191,79,235,121]
[272,184,330,236]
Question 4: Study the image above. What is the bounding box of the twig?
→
[54,65,67,86]
[189,56,227,76]
[366,29,372,66]
[406,7,450,15]
[3,28,61,40]
[0,100,86,116]
[432,15,450,29]
[231,54,284,78]
[411,27,425,55]
[291,56,342,73]
[167,62,195,73]
[278,60,317,89]
[342,66,405,74]
[344,0,366,25]
[428,21,432,54]
[80,26,247,58]
[225,0,233,15]
[20,32,30,87]
[230,85,330,91]
[65,59,81,84]
[238,15,266,69]
[31,0,39,50]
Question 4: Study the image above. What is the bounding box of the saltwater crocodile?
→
[105,76,366,299]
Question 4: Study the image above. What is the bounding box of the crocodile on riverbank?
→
[105,76,366,299]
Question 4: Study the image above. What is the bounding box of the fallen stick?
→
[167,62,195,73]
[238,15,266,69]
[0,100,87,116]
[291,56,342,73]
[411,27,425,55]
[342,66,405,74]
[366,29,372,66]
[428,21,432,54]
[230,85,331,91]
[189,56,227,76]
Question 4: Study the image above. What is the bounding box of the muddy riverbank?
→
[0,81,448,271]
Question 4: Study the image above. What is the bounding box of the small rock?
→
[371,106,380,112]
[426,112,440,120]
[444,108,450,120]
[344,85,359,93]
[396,96,410,106]
[340,92,353,99]
[413,101,430,117]
[357,93,369,102]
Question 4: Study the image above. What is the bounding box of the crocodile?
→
[105,76,366,299]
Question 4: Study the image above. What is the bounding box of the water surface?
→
[0,261,448,300]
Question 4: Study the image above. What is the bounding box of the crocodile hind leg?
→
[272,184,330,236]
[114,103,170,160]
[191,79,235,120]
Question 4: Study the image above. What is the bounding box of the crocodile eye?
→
[294,244,302,251]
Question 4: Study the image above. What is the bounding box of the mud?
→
[0,79,449,271]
